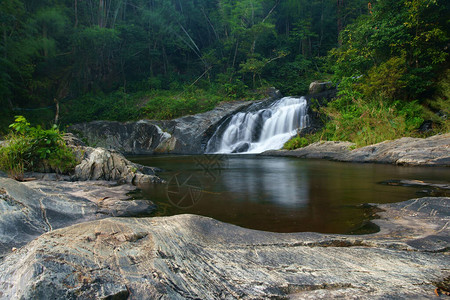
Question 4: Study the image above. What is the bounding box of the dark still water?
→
[128,155,449,234]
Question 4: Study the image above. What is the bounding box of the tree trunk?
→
[3,29,7,59]
[54,98,60,125]
[74,0,78,27]
[337,0,344,45]
[99,0,104,27]
[230,40,239,80]
[319,0,324,55]
[43,25,48,57]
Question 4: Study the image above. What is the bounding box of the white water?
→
[206,96,309,154]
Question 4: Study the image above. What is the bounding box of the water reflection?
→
[221,158,309,208]
[128,155,449,233]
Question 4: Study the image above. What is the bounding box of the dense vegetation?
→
[0,116,77,180]
[1,0,448,147]
[285,0,449,148]
[0,0,368,129]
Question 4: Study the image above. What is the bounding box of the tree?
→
[330,0,448,100]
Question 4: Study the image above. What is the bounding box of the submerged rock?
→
[263,133,450,166]
[0,197,448,299]
[231,142,250,153]
[0,178,155,258]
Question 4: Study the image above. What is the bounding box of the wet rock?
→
[263,141,354,160]
[418,120,434,132]
[381,179,450,190]
[69,120,172,154]
[68,93,282,154]
[0,178,155,258]
[72,146,163,184]
[263,133,450,167]
[232,142,250,153]
[381,179,450,197]
[0,197,448,299]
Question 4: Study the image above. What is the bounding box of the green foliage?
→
[283,129,325,150]
[305,0,449,149]
[358,56,407,100]
[3,0,447,146]
[283,136,309,150]
[215,73,249,99]
[423,70,450,133]
[141,88,228,120]
[270,55,318,95]
[330,0,448,100]
[61,89,141,124]
[3,0,369,117]
[0,116,77,180]
[313,80,427,147]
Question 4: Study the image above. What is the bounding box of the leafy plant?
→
[284,136,309,150]
[0,116,78,180]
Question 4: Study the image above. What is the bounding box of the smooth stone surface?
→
[263,133,450,166]
[0,197,448,299]
[0,178,155,258]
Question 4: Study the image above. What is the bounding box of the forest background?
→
[1,0,448,147]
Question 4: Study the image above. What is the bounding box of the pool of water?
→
[128,155,449,234]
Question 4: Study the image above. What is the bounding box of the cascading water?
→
[206,96,309,154]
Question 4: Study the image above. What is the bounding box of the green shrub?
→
[358,56,407,100]
[61,90,141,124]
[0,116,77,180]
[288,73,435,149]
[424,70,450,134]
[318,96,426,147]
[283,132,322,150]
[141,88,228,120]
[284,136,309,150]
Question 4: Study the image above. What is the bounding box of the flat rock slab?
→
[0,197,448,299]
[0,178,155,258]
[263,133,450,166]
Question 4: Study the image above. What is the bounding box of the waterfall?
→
[206,96,309,154]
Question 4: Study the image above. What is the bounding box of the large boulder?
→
[263,133,450,166]
[69,120,173,154]
[72,146,163,184]
[309,81,334,94]
[0,197,448,299]
[0,178,155,258]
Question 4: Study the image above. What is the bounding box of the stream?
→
[128,155,449,233]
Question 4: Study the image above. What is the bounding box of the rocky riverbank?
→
[67,88,341,155]
[0,96,448,299]
[0,136,164,259]
[0,191,448,299]
[262,133,450,167]
[0,138,449,298]
[0,175,156,259]
[68,90,282,155]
